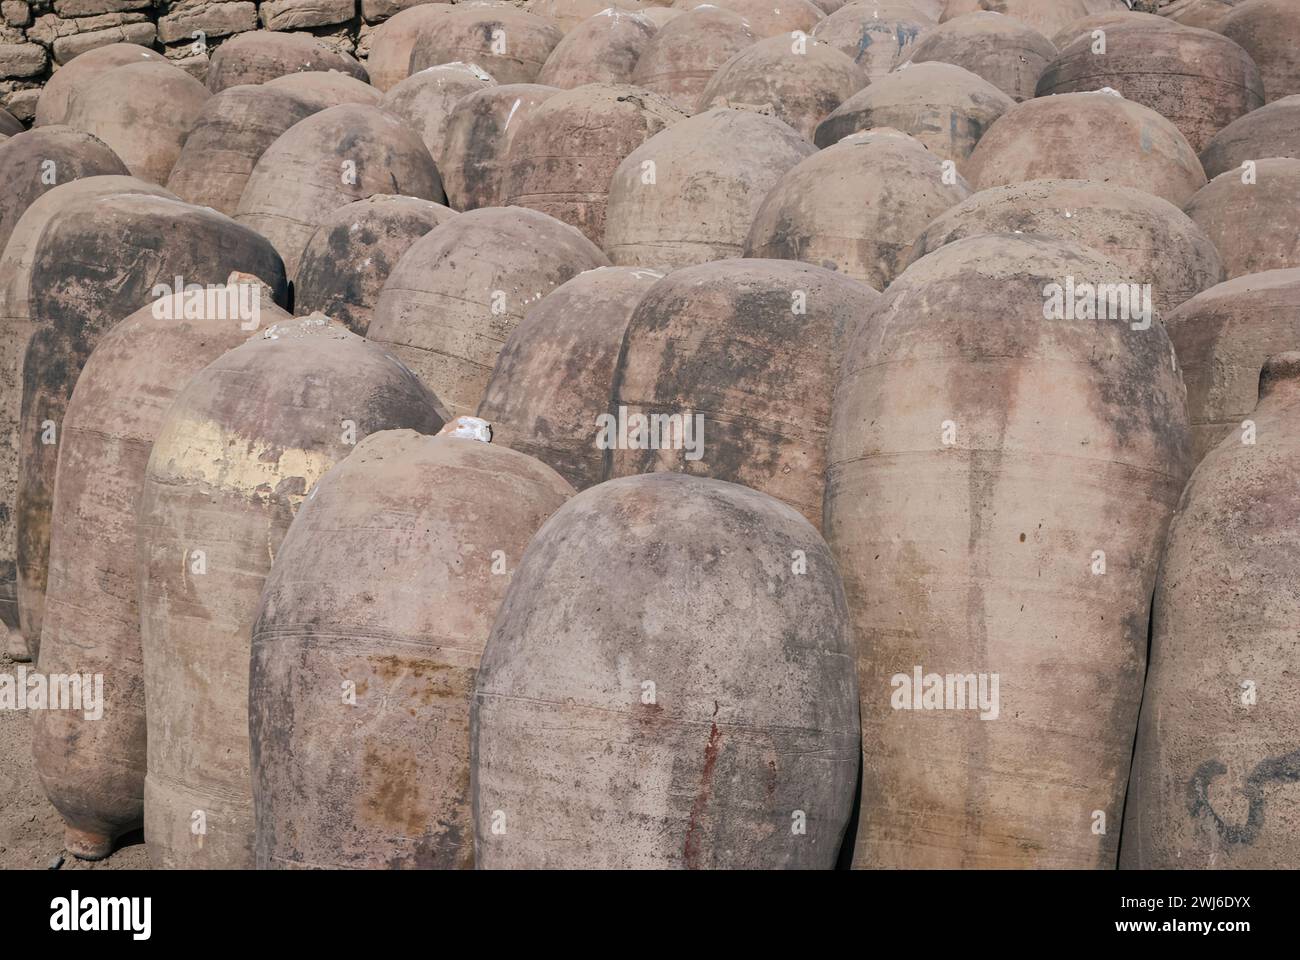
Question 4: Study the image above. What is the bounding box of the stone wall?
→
[0,0,453,121]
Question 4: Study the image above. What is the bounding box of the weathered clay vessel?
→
[139,315,447,869]
[439,84,561,211]
[15,193,288,662]
[501,84,687,245]
[910,178,1225,317]
[964,91,1208,206]
[34,43,167,128]
[379,63,497,168]
[0,126,129,255]
[1166,269,1300,462]
[538,10,657,88]
[1122,352,1300,869]
[1182,158,1300,278]
[235,104,444,279]
[365,2,455,92]
[1036,20,1265,153]
[630,6,758,112]
[605,107,815,269]
[295,195,456,337]
[368,206,610,418]
[811,4,934,79]
[407,7,564,84]
[1199,94,1300,179]
[205,30,369,92]
[165,85,319,218]
[813,61,1012,171]
[1220,0,1300,103]
[250,430,573,869]
[32,277,288,861]
[608,258,880,528]
[62,61,211,186]
[908,11,1057,102]
[696,35,867,140]
[477,265,663,489]
[825,233,1192,867]
[0,175,172,661]
[746,128,971,289]
[473,471,859,868]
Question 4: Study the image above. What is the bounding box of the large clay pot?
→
[825,233,1192,867]
[746,128,971,289]
[1220,0,1300,103]
[630,6,758,112]
[1049,9,1167,49]
[62,61,211,186]
[139,315,447,869]
[908,11,1057,102]
[1199,94,1300,179]
[813,61,1013,172]
[811,4,935,79]
[604,107,815,270]
[32,277,288,861]
[538,10,658,88]
[263,71,383,110]
[407,7,564,84]
[378,63,497,169]
[250,430,573,869]
[910,178,1225,317]
[15,193,288,662]
[1183,158,1300,278]
[939,0,1089,38]
[294,195,457,337]
[1161,0,1239,32]
[234,104,444,278]
[205,30,369,92]
[473,471,859,868]
[165,85,319,218]
[608,258,880,528]
[964,91,1208,206]
[1036,19,1265,153]
[368,206,610,418]
[438,84,561,211]
[671,0,824,36]
[1122,352,1300,868]
[365,3,456,92]
[477,265,662,490]
[500,83,687,245]
[527,0,642,33]
[696,35,868,141]
[0,175,172,661]
[34,43,167,128]
[1166,268,1300,461]
[0,126,128,255]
